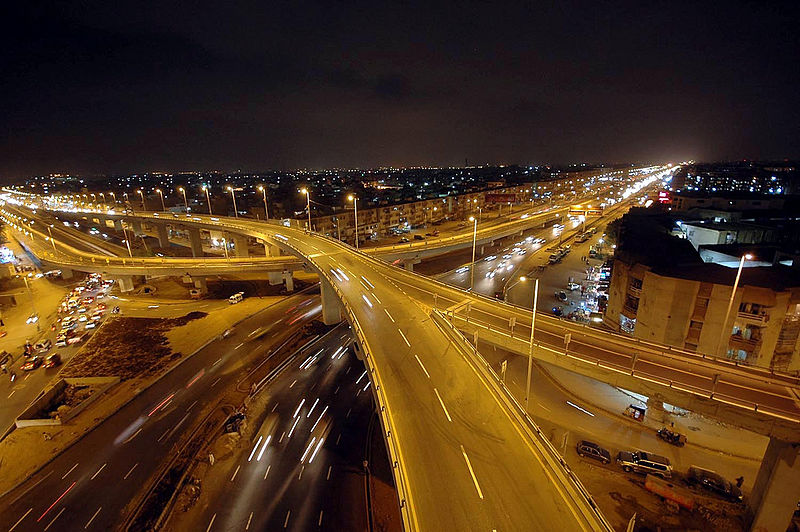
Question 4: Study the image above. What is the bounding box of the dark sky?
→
[1,1,799,178]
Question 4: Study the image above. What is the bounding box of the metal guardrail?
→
[430,309,615,531]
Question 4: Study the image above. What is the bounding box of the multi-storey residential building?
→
[606,240,800,372]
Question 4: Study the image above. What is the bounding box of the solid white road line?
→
[460,445,484,499]
[84,507,102,529]
[414,355,430,378]
[433,388,452,422]
[205,513,216,532]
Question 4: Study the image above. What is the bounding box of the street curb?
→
[0,287,318,503]
[533,361,763,463]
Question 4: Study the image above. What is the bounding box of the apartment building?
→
[606,256,800,372]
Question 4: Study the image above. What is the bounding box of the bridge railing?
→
[430,309,615,531]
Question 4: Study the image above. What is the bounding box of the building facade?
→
[605,260,800,372]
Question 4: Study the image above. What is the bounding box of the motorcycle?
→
[657,427,687,447]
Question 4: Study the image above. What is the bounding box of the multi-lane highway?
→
[0,292,321,532]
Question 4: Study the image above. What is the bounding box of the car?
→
[576,440,611,464]
[502,254,512,259]
[26,314,39,324]
[687,466,743,502]
[431,230,439,236]
[85,321,97,329]
[398,237,409,243]
[77,306,87,313]
[96,293,104,299]
[55,335,68,348]
[43,353,62,368]
[21,356,43,371]
[616,450,672,479]
[516,249,527,255]
[82,297,94,305]
[455,266,469,274]
[555,291,568,302]
[97,303,107,310]
[34,339,52,353]
[567,282,581,291]
[413,234,424,240]
[78,314,88,322]
[90,311,103,321]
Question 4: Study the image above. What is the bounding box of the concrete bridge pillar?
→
[403,259,421,271]
[188,228,203,258]
[131,220,144,236]
[283,271,294,292]
[646,397,668,424]
[263,240,281,257]
[193,277,208,294]
[117,276,135,293]
[113,219,123,231]
[268,271,282,285]
[748,437,800,532]
[156,224,170,248]
[60,268,74,280]
[233,235,250,258]
[321,277,343,325]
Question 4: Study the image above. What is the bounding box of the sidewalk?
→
[539,362,769,461]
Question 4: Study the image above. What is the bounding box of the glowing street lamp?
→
[347,194,359,249]
[716,253,753,358]
[156,188,166,211]
[109,191,116,203]
[177,187,188,211]
[226,186,238,218]
[137,189,145,210]
[257,185,269,220]
[202,185,212,215]
[469,215,478,291]
[300,188,311,231]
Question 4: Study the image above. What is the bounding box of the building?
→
[605,230,800,371]
[681,221,776,250]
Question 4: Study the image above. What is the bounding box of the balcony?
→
[728,333,761,351]
[737,310,769,326]
[627,285,642,297]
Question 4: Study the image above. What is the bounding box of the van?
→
[616,450,672,479]
[228,292,244,304]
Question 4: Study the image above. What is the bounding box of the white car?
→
[78,314,88,322]
[85,321,97,329]
[455,266,469,274]
[484,255,497,262]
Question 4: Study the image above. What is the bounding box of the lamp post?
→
[99,193,106,206]
[469,215,478,291]
[137,189,145,210]
[503,275,527,301]
[300,188,312,231]
[122,225,133,258]
[156,188,166,211]
[47,225,57,254]
[109,191,116,204]
[226,186,238,217]
[525,278,540,412]
[257,185,269,220]
[716,253,752,359]
[202,185,212,215]
[348,194,359,249]
[177,187,188,211]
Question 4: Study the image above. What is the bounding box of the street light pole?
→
[137,189,145,210]
[47,225,57,254]
[226,186,238,217]
[525,278,539,412]
[715,253,751,358]
[178,187,188,211]
[122,225,133,258]
[348,194,358,249]
[202,185,213,215]
[156,188,166,211]
[469,215,478,291]
[301,188,312,231]
[257,185,269,220]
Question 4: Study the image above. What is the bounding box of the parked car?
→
[398,237,409,243]
[413,234,424,240]
[43,353,62,368]
[555,291,568,302]
[21,356,43,371]
[576,440,611,464]
[687,466,743,502]
[616,450,672,479]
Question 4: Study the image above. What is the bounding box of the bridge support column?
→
[646,397,668,423]
[283,272,294,292]
[263,240,281,257]
[233,236,250,258]
[131,220,144,236]
[188,228,203,258]
[193,277,208,295]
[113,219,123,231]
[117,276,135,293]
[403,259,420,271]
[321,278,343,325]
[155,224,170,248]
[748,437,800,532]
[268,271,282,285]
[60,268,74,280]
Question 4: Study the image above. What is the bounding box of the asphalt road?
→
[189,323,377,531]
[0,290,321,532]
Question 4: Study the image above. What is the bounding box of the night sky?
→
[1,1,798,178]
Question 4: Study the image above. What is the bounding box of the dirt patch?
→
[60,312,206,380]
